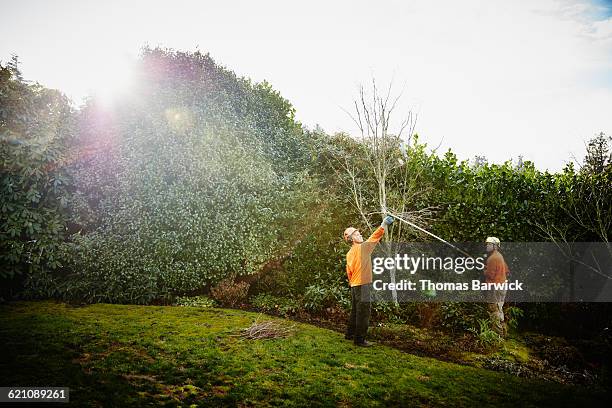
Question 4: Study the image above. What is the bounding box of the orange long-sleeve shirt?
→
[485,250,509,283]
[346,226,385,287]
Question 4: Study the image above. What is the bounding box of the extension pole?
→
[387,211,473,258]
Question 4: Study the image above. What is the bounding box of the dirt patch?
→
[122,373,159,383]
[72,341,156,366]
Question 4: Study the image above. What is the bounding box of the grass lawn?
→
[0,301,608,407]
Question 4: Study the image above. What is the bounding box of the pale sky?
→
[1,0,611,171]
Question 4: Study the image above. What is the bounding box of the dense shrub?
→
[468,318,504,351]
[505,306,524,330]
[439,303,491,333]
[251,293,301,317]
[303,283,350,313]
[210,276,250,307]
[0,58,74,286]
[174,295,216,308]
[20,48,318,302]
[371,302,418,325]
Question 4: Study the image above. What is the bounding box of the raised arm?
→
[366,215,394,243]
[362,215,394,255]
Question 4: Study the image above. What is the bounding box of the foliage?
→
[210,276,250,307]
[21,48,317,302]
[322,131,609,245]
[280,220,349,296]
[173,295,216,308]
[582,132,611,175]
[469,318,504,350]
[520,303,612,337]
[303,283,350,313]
[250,293,301,317]
[0,58,74,280]
[371,302,414,324]
[422,148,611,243]
[3,48,610,342]
[439,302,491,333]
[505,306,524,330]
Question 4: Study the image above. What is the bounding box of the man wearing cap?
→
[343,215,394,347]
[485,236,509,335]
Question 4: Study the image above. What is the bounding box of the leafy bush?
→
[174,295,216,308]
[0,58,74,282]
[248,266,293,297]
[468,318,504,350]
[280,205,351,297]
[303,283,349,313]
[49,232,163,304]
[332,286,352,312]
[251,293,301,317]
[302,285,326,313]
[210,276,250,307]
[16,48,318,302]
[371,302,414,324]
[440,302,490,333]
[506,306,524,330]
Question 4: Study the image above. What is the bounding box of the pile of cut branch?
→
[235,316,296,340]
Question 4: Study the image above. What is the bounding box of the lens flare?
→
[164,107,193,133]
[90,55,136,106]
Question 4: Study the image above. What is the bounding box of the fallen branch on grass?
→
[235,315,296,340]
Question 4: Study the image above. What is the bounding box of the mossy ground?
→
[0,301,608,407]
[368,321,609,384]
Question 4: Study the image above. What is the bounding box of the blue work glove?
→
[381,215,394,227]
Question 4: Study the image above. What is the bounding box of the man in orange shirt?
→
[343,215,394,347]
[484,236,509,335]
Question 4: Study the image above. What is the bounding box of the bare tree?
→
[336,78,437,239]
[329,79,441,302]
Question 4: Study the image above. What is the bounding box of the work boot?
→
[354,340,374,347]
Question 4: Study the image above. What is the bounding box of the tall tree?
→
[0,57,75,286]
[582,132,611,175]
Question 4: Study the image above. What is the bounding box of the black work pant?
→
[346,283,372,343]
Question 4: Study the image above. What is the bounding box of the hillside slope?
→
[0,301,607,407]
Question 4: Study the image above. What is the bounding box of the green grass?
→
[0,301,607,407]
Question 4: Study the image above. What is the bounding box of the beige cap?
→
[485,236,501,247]
[343,227,358,242]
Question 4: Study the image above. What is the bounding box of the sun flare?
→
[90,55,136,105]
